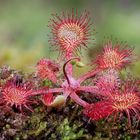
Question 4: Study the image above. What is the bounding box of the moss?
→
[56,118,86,140]
[20,107,47,138]
[0,101,140,140]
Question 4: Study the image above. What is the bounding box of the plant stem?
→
[66,51,73,76]
[70,92,89,107]
[30,88,63,96]
[78,86,98,93]
[63,57,80,85]
[78,68,100,84]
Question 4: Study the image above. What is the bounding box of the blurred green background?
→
[0,0,140,75]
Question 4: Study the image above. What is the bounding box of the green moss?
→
[56,118,86,140]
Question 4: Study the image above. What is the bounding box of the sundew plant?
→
[0,9,140,139]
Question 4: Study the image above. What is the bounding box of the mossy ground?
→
[0,98,140,140]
